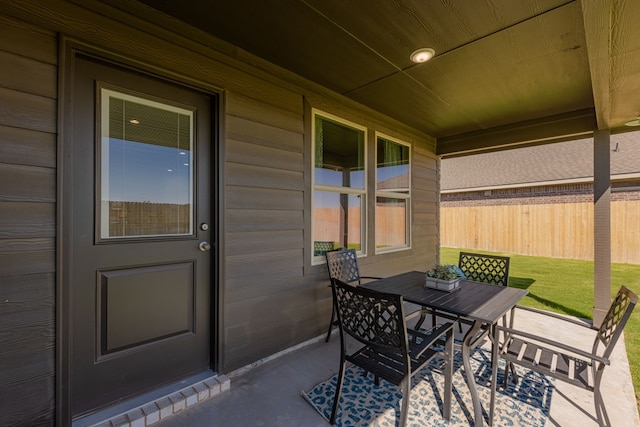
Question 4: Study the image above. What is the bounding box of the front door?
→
[65,54,216,418]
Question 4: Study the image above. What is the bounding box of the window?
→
[376,134,410,252]
[312,111,366,263]
[99,88,194,239]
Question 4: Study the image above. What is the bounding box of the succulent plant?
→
[426,264,462,281]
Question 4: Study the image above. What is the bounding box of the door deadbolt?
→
[200,223,209,231]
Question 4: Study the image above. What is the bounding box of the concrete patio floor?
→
[157,307,639,427]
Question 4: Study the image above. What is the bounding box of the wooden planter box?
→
[425,277,460,292]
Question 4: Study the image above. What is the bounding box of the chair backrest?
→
[326,249,362,285]
[458,251,510,286]
[332,278,407,355]
[594,285,638,358]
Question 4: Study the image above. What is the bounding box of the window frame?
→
[374,132,412,254]
[311,109,368,265]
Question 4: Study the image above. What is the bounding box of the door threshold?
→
[73,371,230,427]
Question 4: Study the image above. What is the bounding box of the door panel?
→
[68,55,215,417]
[98,262,195,356]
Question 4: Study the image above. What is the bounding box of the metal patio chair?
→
[455,252,512,332]
[324,249,381,342]
[497,285,638,427]
[458,251,510,286]
[329,279,455,427]
[324,249,421,342]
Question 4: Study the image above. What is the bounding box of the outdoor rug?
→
[303,348,553,426]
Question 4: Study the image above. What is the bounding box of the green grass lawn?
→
[441,247,640,412]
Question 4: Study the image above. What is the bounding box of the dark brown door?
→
[67,55,215,417]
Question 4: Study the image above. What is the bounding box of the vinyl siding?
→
[0,15,57,426]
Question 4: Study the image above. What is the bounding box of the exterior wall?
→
[0,15,58,425]
[442,183,594,206]
[441,183,640,264]
[222,91,438,369]
[0,2,438,425]
[223,91,307,368]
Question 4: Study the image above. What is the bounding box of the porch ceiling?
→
[134,0,640,153]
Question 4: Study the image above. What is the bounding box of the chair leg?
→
[502,360,510,388]
[508,362,518,382]
[325,305,335,343]
[399,378,409,427]
[593,366,611,427]
[413,310,427,331]
[594,388,609,427]
[330,360,347,425]
[443,328,453,420]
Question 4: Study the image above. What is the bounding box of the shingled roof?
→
[440,131,640,192]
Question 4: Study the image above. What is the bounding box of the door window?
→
[99,88,194,239]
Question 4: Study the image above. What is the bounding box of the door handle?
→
[199,241,211,252]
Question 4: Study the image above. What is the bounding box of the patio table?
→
[363,270,528,426]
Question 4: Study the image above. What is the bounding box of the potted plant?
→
[425,264,463,291]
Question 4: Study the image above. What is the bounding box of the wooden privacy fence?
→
[313,206,406,249]
[440,200,640,264]
[107,201,190,237]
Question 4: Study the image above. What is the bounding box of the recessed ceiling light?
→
[625,117,640,126]
[129,119,140,125]
[410,48,435,63]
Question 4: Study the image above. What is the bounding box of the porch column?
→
[593,129,611,325]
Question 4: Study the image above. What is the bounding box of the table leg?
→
[462,320,484,426]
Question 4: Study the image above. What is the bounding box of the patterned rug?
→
[303,348,553,426]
